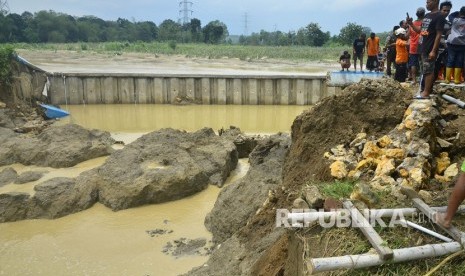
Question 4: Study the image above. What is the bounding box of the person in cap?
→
[394,28,409,82]
[408,7,425,84]
[339,50,351,71]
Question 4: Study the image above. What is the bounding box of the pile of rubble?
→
[325,99,459,205]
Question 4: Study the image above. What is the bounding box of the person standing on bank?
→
[353,33,366,72]
[408,0,446,99]
[409,7,426,85]
[386,26,400,77]
[394,28,409,82]
[366,32,381,72]
[444,6,465,84]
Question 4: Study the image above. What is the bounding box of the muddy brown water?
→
[0,104,308,275]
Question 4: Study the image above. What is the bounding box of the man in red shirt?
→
[409,7,425,84]
[366,33,380,72]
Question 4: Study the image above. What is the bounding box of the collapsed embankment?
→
[186,78,465,275]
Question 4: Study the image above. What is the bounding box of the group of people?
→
[339,32,383,73]
[339,1,465,101]
[340,0,465,231]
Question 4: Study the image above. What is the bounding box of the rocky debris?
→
[0,124,115,168]
[0,167,18,187]
[163,238,211,257]
[204,133,289,244]
[146,228,173,237]
[324,99,459,201]
[218,126,260,158]
[97,128,238,211]
[283,78,410,189]
[14,170,47,184]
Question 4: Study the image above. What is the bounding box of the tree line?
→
[0,10,388,46]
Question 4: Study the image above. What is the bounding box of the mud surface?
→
[16,49,338,75]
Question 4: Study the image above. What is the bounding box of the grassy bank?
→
[11,42,346,63]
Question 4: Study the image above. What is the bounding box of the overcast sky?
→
[9,1,439,36]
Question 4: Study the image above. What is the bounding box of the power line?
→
[0,0,10,15]
[179,0,193,25]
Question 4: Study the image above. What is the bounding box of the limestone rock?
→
[330,160,348,179]
[377,135,392,148]
[435,163,459,184]
[303,185,324,208]
[362,141,382,159]
[418,190,433,204]
[435,152,451,175]
[350,183,378,207]
[374,156,395,177]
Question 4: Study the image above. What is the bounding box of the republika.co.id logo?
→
[276,208,430,228]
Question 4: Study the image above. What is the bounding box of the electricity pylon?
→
[179,0,193,25]
[0,0,10,15]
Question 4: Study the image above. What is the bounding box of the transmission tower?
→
[179,0,193,25]
[243,13,249,36]
[0,0,10,15]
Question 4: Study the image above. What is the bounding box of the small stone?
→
[374,156,395,177]
[293,198,309,209]
[418,190,433,204]
[350,183,378,207]
[377,135,392,148]
[303,185,324,208]
[435,152,450,175]
[323,197,342,211]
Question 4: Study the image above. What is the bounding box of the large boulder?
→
[0,171,99,222]
[98,128,238,211]
[0,124,114,168]
[205,134,290,244]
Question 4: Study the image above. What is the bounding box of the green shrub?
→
[168,41,177,51]
[0,45,16,87]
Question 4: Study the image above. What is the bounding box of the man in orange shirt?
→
[366,32,381,72]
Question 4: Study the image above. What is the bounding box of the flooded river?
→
[0,104,308,276]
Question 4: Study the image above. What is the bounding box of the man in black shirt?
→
[408,0,446,99]
[352,33,366,72]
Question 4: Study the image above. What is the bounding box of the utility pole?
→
[243,13,249,36]
[0,0,10,15]
[179,0,193,25]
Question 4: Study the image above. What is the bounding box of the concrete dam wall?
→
[47,73,342,105]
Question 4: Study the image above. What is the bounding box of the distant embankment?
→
[46,73,342,105]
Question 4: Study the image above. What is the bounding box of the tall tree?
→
[158,19,181,41]
[338,22,366,46]
[203,20,228,44]
[305,23,330,46]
